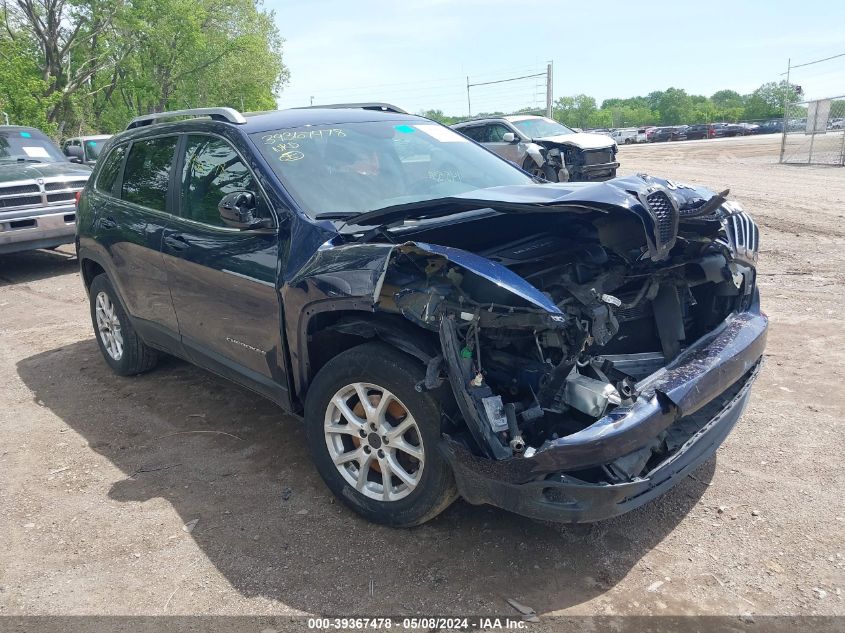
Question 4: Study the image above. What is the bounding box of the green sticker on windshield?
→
[87,140,97,146]
[20,131,31,138]
[394,125,415,134]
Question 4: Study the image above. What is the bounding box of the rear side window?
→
[180,135,260,227]
[458,126,483,142]
[95,144,126,195]
[121,136,178,212]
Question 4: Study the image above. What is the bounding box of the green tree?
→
[553,94,597,128]
[744,80,801,120]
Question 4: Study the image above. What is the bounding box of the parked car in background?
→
[686,124,710,140]
[755,120,783,134]
[610,128,638,144]
[0,125,90,255]
[738,122,759,135]
[452,115,618,182]
[645,126,658,142]
[63,134,112,165]
[76,105,767,527]
[650,126,687,142]
[637,127,653,143]
[723,123,746,137]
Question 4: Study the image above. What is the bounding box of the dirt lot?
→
[0,135,843,620]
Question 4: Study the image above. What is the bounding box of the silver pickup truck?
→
[0,126,91,255]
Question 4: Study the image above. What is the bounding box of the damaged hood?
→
[345,175,718,229]
[532,132,615,150]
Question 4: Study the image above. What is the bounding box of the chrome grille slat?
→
[0,183,40,196]
[44,180,87,191]
[0,176,87,214]
[722,211,759,263]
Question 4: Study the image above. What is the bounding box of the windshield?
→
[510,117,574,139]
[251,120,532,218]
[84,139,108,161]
[0,129,66,163]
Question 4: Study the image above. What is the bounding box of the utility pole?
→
[466,76,471,118]
[546,61,553,119]
[779,57,791,163]
[310,96,314,106]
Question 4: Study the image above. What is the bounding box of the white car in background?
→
[610,128,638,144]
[452,115,619,182]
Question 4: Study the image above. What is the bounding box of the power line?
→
[780,52,845,75]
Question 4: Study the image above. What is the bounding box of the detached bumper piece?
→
[441,310,767,523]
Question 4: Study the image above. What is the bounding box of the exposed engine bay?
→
[363,175,760,468]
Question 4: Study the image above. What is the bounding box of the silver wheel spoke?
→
[332,396,366,430]
[392,438,423,462]
[385,453,416,488]
[379,458,393,501]
[386,417,414,441]
[333,448,361,466]
[325,423,359,436]
[356,454,372,490]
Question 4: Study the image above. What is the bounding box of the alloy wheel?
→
[324,382,425,502]
[95,291,123,361]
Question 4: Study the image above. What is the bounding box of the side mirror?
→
[502,132,518,143]
[218,191,271,229]
[65,145,84,162]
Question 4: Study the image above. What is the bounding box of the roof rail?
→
[296,102,407,114]
[126,107,247,130]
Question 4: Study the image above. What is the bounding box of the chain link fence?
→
[780,96,845,165]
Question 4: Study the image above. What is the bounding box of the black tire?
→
[523,158,558,182]
[304,342,457,527]
[89,274,158,376]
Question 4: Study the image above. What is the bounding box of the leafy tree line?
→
[421,81,802,128]
[0,0,288,138]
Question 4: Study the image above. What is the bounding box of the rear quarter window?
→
[95,144,127,195]
[121,136,178,212]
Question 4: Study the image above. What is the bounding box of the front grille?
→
[718,211,759,263]
[44,180,86,191]
[0,194,41,208]
[583,149,613,165]
[646,190,677,245]
[0,183,40,196]
[47,192,75,203]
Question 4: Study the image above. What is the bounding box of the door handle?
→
[163,234,190,252]
[100,216,117,230]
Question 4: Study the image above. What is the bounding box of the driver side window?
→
[181,135,263,227]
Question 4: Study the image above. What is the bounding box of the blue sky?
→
[265,0,845,115]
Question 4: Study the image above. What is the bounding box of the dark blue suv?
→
[76,105,767,526]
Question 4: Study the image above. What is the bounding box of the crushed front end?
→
[364,175,767,522]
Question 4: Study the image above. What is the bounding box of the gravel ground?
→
[0,135,843,620]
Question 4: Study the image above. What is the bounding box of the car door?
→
[161,133,289,406]
[484,123,523,163]
[90,136,182,350]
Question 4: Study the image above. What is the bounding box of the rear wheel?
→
[305,343,457,526]
[89,274,158,376]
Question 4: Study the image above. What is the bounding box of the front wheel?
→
[523,158,559,182]
[304,343,457,526]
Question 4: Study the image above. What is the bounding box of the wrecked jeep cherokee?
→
[76,104,767,527]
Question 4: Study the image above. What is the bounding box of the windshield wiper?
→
[344,196,482,228]
[314,211,360,221]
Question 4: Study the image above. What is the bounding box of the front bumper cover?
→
[441,309,767,523]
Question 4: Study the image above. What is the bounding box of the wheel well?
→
[304,311,438,392]
[80,258,105,289]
